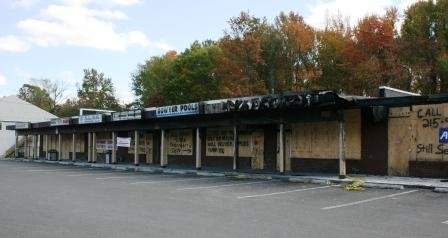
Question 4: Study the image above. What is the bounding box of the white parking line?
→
[95,176,132,180]
[66,172,118,177]
[177,181,270,191]
[130,177,218,185]
[237,185,332,199]
[26,169,61,172]
[321,190,419,210]
[442,220,448,225]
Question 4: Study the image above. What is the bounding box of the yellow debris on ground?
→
[344,176,365,191]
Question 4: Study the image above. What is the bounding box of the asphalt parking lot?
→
[0,160,447,238]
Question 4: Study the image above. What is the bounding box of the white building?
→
[0,95,56,158]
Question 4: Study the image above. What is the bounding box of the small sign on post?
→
[439,128,448,143]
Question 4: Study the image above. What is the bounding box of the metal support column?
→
[111,132,117,164]
[279,123,285,173]
[195,128,201,169]
[72,133,76,161]
[339,111,347,179]
[233,125,239,170]
[134,130,139,166]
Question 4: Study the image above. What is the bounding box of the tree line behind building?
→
[17,0,448,117]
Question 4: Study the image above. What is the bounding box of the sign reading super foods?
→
[156,103,199,118]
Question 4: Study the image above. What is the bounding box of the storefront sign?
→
[156,103,199,117]
[204,99,228,114]
[78,114,103,124]
[15,122,30,129]
[112,110,142,121]
[50,117,70,126]
[117,137,131,147]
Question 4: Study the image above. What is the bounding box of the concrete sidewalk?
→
[6,158,448,192]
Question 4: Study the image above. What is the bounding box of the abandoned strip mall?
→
[7,88,448,178]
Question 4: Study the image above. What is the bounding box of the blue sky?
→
[0,0,418,104]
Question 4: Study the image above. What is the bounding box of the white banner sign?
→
[117,137,131,147]
[156,103,199,117]
[78,114,103,124]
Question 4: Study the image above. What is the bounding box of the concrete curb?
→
[363,183,405,190]
[433,187,448,193]
[5,158,448,192]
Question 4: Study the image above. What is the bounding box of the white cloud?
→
[14,67,33,79]
[0,74,7,86]
[118,89,135,104]
[59,0,141,7]
[399,0,424,11]
[17,4,131,51]
[0,35,30,53]
[306,0,393,29]
[306,0,426,29]
[13,1,168,52]
[57,70,78,85]
[14,0,40,8]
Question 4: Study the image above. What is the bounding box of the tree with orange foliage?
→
[215,12,269,97]
[275,12,317,91]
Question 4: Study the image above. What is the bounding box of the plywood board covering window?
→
[205,127,255,158]
[290,109,361,160]
[411,103,448,162]
[167,129,193,156]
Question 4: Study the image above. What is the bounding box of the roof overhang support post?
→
[72,133,76,162]
[279,122,285,173]
[36,134,41,159]
[14,132,19,158]
[92,132,97,163]
[25,134,29,159]
[160,129,167,167]
[233,125,239,171]
[134,130,139,166]
[58,133,62,161]
[45,134,49,160]
[87,132,92,163]
[338,110,347,179]
[195,128,202,170]
[111,131,117,164]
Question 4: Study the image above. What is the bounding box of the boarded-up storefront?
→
[41,134,86,160]
[128,132,154,164]
[289,109,362,173]
[389,103,448,177]
[204,127,264,170]
[165,129,195,166]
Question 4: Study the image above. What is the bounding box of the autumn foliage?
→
[132,0,448,107]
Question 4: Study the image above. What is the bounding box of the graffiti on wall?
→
[168,129,193,156]
[206,128,252,157]
[413,104,448,160]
